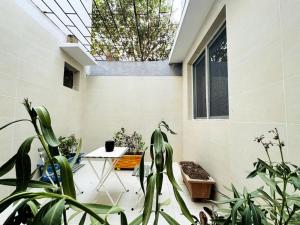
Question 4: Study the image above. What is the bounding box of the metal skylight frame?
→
[31,0,180,61]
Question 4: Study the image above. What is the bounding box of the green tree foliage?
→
[91,0,177,61]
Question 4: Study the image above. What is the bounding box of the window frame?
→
[63,62,80,91]
[192,21,228,120]
[193,52,207,118]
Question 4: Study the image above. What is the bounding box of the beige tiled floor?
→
[69,162,211,224]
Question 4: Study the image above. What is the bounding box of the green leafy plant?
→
[137,121,196,225]
[113,128,146,155]
[58,135,79,157]
[0,99,127,225]
[214,128,300,225]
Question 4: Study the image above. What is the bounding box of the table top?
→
[83,147,128,159]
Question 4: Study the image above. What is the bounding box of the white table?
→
[82,147,129,205]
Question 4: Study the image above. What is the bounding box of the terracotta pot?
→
[114,154,142,170]
[180,167,215,201]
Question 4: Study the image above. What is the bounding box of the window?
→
[63,63,79,90]
[193,53,207,118]
[193,24,228,119]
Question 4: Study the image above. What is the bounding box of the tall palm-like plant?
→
[136,121,196,225]
[0,99,126,225]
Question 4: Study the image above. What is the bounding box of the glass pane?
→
[208,27,229,117]
[193,53,206,118]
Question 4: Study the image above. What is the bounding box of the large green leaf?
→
[32,200,58,225]
[291,177,300,190]
[0,119,31,131]
[54,156,76,199]
[120,211,128,225]
[0,154,17,177]
[3,199,31,225]
[257,189,281,209]
[79,213,87,225]
[231,199,245,224]
[150,132,154,160]
[156,172,163,199]
[160,211,180,225]
[241,206,252,225]
[15,154,31,192]
[82,203,117,214]
[172,187,194,224]
[27,200,39,216]
[42,198,65,225]
[34,106,51,127]
[213,197,240,205]
[0,191,107,225]
[155,150,164,198]
[142,173,156,225]
[258,172,276,191]
[68,210,81,222]
[250,204,262,225]
[17,136,35,155]
[153,129,163,154]
[139,151,145,194]
[15,137,35,192]
[165,143,181,191]
[161,131,169,143]
[129,215,143,225]
[159,121,176,135]
[231,184,240,198]
[34,106,59,147]
[65,199,106,224]
[40,124,59,147]
[0,178,55,189]
[90,216,102,225]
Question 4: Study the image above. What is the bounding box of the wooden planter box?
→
[180,167,215,201]
[114,154,142,170]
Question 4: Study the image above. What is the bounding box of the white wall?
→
[81,75,183,161]
[0,0,86,197]
[182,0,300,193]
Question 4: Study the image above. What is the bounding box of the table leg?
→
[87,159,116,204]
[85,157,129,205]
[96,159,107,188]
[109,159,128,192]
[87,159,102,181]
[96,160,116,192]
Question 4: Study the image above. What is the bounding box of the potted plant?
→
[58,135,78,158]
[113,128,146,170]
[180,161,215,201]
[58,135,83,164]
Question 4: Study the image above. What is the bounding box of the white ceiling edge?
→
[168,0,216,63]
[60,43,97,66]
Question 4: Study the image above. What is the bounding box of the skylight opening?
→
[31,0,186,62]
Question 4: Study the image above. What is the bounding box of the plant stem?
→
[27,108,68,224]
[279,178,287,225]
[285,208,296,225]
[275,128,284,163]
